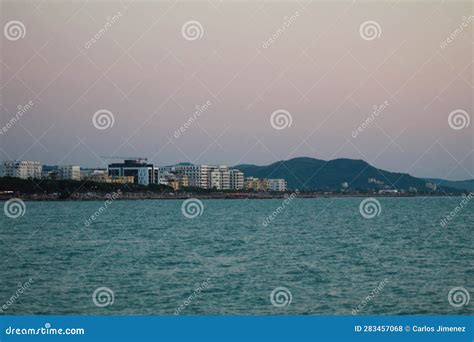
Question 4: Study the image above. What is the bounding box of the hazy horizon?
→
[1,0,472,181]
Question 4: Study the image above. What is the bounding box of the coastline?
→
[0,192,465,201]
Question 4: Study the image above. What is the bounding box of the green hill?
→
[234,157,464,192]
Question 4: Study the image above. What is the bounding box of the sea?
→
[1,197,472,315]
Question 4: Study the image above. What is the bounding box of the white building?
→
[267,179,287,192]
[209,166,231,190]
[163,164,244,190]
[172,164,212,189]
[0,160,42,179]
[58,165,81,181]
[209,169,222,189]
[229,169,244,190]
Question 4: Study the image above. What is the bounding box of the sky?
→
[0,0,472,180]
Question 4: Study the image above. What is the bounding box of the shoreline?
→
[0,192,466,201]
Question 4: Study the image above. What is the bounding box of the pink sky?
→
[0,0,472,180]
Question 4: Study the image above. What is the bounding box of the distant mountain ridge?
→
[234,157,465,192]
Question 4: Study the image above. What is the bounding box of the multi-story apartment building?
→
[229,169,244,190]
[208,169,221,189]
[108,159,156,186]
[171,164,212,189]
[153,169,160,186]
[168,164,243,190]
[267,179,287,192]
[208,166,231,190]
[0,160,42,179]
[58,165,81,181]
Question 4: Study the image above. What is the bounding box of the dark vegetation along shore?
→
[0,177,467,201]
